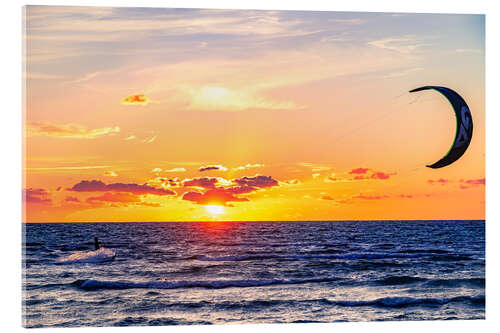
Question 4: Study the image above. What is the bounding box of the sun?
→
[205,205,225,215]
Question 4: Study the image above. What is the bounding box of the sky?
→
[23,6,485,222]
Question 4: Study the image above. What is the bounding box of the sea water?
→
[22,220,485,327]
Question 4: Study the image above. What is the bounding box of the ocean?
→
[22,220,485,328]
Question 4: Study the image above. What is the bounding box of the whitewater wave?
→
[56,248,116,264]
[71,277,341,291]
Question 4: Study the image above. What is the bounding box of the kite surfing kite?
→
[409,86,473,169]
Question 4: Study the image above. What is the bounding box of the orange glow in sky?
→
[23,7,485,222]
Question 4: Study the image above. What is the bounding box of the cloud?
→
[347,168,395,180]
[24,72,66,80]
[64,71,101,85]
[123,135,136,141]
[370,171,394,180]
[384,67,423,78]
[368,36,421,53]
[65,196,81,202]
[23,188,51,204]
[325,168,395,183]
[68,180,176,195]
[151,168,162,173]
[26,165,110,172]
[142,135,157,144]
[165,168,186,172]
[298,162,330,172]
[459,178,485,189]
[104,171,118,177]
[398,194,414,199]
[461,178,485,186]
[353,194,389,200]
[146,176,183,189]
[183,177,221,189]
[349,168,370,175]
[181,174,279,205]
[233,163,264,171]
[282,179,301,185]
[455,48,482,54]
[233,175,279,188]
[427,178,450,185]
[86,192,140,204]
[121,94,153,105]
[182,189,248,206]
[27,122,120,139]
[199,165,228,172]
[320,194,334,200]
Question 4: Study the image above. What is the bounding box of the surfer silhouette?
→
[94,237,100,250]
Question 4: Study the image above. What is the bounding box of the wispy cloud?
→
[459,178,485,189]
[427,178,450,185]
[233,163,264,171]
[24,72,66,80]
[165,168,186,173]
[26,165,110,171]
[455,48,482,54]
[27,122,120,139]
[142,135,157,144]
[368,36,422,53]
[384,67,423,78]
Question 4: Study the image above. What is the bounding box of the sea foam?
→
[56,248,116,264]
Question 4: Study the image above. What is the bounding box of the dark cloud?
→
[183,177,219,189]
[349,168,370,174]
[23,188,52,204]
[65,196,80,203]
[427,178,450,185]
[68,180,176,195]
[459,178,485,189]
[370,171,394,180]
[224,185,258,194]
[460,178,485,185]
[233,175,278,188]
[199,165,227,172]
[182,174,279,205]
[398,194,414,198]
[321,195,334,200]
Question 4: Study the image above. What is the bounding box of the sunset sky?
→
[23,6,485,222]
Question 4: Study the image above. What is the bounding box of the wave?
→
[332,295,485,308]
[373,275,484,288]
[214,295,485,310]
[71,276,341,291]
[186,250,477,263]
[374,276,427,285]
[423,277,485,288]
[189,252,445,262]
[56,248,116,264]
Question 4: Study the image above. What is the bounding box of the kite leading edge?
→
[409,86,473,169]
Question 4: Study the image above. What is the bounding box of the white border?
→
[3,1,498,333]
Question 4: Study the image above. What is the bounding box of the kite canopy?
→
[409,86,473,169]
